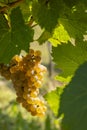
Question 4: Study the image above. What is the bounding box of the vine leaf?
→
[59,2,87,42]
[59,62,87,130]
[0,7,34,63]
[45,88,63,115]
[32,1,87,45]
[32,0,62,32]
[38,30,51,44]
[52,41,87,77]
[49,24,70,46]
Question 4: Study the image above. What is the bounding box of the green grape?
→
[27,97,35,104]
[37,111,45,117]
[31,111,37,116]
[35,50,41,56]
[37,72,43,80]
[0,49,47,117]
[35,56,41,63]
[30,104,37,112]
[32,88,39,94]
[24,86,30,93]
[16,97,24,103]
[23,92,28,99]
[42,106,47,111]
[22,101,28,108]
[30,91,38,97]
[0,64,11,80]
[34,80,42,88]
[36,106,42,113]
[30,75,38,82]
[29,49,34,56]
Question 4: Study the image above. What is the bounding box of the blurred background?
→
[0,41,61,130]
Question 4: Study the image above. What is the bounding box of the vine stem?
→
[0,0,24,13]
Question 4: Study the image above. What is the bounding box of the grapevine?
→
[0,49,47,116]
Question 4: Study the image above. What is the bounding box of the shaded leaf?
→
[59,2,87,42]
[59,62,87,130]
[32,0,63,32]
[0,7,33,63]
[38,30,51,44]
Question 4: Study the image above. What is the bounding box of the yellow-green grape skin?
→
[0,49,47,117]
[23,92,28,99]
[37,72,43,80]
[26,70,34,77]
[30,75,38,82]
[37,111,45,117]
[22,101,29,108]
[10,66,19,73]
[0,64,11,80]
[42,106,47,111]
[35,56,41,64]
[16,97,25,103]
[16,88,23,96]
[27,97,35,104]
[34,80,42,88]
[30,91,38,97]
[10,55,22,66]
[34,50,41,56]
[29,104,37,112]
[24,87,30,93]
[36,106,42,113]
[35,64,47,73]
[29,49,34,56]
[31,111,37,116]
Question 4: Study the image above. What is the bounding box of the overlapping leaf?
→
[50,2,87,46]
[32,1,87,46]
[0,7,33,63]
[37,30,51,44]
[59,62,87,130]
[52,41,87,77]
[32,0,63,32]
[59,2,87,42]
[49,24,70,47]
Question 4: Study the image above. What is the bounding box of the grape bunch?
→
[0,49,47,116]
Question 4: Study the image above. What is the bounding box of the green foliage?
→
[0,0,87,129]
[58,62,87,130]
[0,7,33,63]
[45,88,63,115]
[32,0,62,32]
[52,41,87,77]
[49,24,70,46]
[37,30,51,44]
[59,2,87,41]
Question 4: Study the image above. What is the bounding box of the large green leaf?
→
[50,1,87,46]
[0,7,33,63]
[52,41,87,77]
[32,0,63,32]
[59,62,87,130]
[59,2,87,41]
[32,1,87,46]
